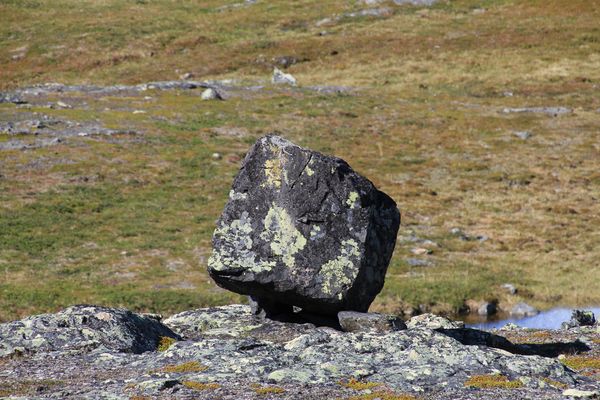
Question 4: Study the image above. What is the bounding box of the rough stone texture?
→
[1,304,598,399]
[0,305,179,357]
[337,311,406,333]
[272,67,297,86]
[563,310,597,329]
[207,135,400,316]
[501,106,572,116]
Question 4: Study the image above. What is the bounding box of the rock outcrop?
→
[207,135,400,316]
[1,304,598,399]
[0,305,179,357]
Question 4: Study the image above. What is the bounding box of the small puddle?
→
[461,307,600,330]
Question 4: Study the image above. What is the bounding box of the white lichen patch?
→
[228,190,247,201]
[346,191,360,209]
[317,239,361,299]
[310,225,322,240]
[260,203,307,268]
[209,212,275,273]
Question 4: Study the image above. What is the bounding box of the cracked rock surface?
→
[0,304,599,399]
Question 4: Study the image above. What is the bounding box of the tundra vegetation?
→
[0,0,599,321]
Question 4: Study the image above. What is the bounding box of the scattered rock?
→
[450,227,488,242]
[55,100,71,109]
[393,0,438,5]
[562,310,597,329]
[562,389,599,399]
[501,106,572,117]
[272,56,299,69]
[0,137,63,151]
[411,247,432,255]
[207,135,400,317]
[201,88,223,100]
[0,92,27,104]
[180,72,194,80]
[337,311,406,333]
[343,7,392,18]
[0,305,179,357]
[406,258,432,267]
[464,300,497,316]
[211,152,222,160]
[272,67,297,86]
[406,313,464,329]
[501,283,517,295]
[513,130,532,140]
[510,302,539,317]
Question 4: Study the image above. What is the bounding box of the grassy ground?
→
[1,0,599,321]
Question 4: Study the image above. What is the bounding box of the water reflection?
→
[465,307,600,330]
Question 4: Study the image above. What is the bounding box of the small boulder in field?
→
[207,135,400,316]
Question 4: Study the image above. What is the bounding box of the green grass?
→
[0,0,599,321]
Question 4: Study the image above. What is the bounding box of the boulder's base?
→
[0,304,599,399]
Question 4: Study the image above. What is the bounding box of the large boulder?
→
[207,135,400,316]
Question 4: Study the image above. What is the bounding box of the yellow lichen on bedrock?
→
[260,203,307,268]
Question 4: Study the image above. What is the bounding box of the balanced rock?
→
[208,135,400,316]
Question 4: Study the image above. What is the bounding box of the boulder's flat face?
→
[208,135,400,315]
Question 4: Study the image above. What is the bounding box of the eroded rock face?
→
[0,305,179,357]
[207,135,400,315]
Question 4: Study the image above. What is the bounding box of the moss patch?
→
[250,383,286,395]
[157,336,177,352]
[159,361,208,373]
[464,374,523,389]
[182,381,220,391]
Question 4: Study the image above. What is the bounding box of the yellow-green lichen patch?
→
[260,203,307,268]
[157,336,176,352]
[209,211,276,274]
[310,225,322,240]
[159,361,208,373]
[318,239,360,299]
[264,158,284,189]
[464,374,523,389]
[182,381,220,391]
[346,191,360,209]
[250,383,286,395]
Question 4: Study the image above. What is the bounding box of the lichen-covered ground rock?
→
[1,304,599,399]
[207,135,400,316]
[0,305,178,357]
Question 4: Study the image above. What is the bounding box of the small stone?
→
[510,302,539,317]
[180,72,194,80]
[338,311,406,333]
[273,56,298,69]
[406,313,464,329]
[132,110,146,114]
[501,283,517,295]
[201,88,223,100]
[513,130,532,140]
[211,153,222,160]
[406,258,432,267]
[411,247,432,255]
[562,389,599,398]
[56,101,71,109]
[272,67,297,86]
